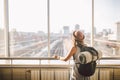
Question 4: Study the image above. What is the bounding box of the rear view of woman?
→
[53,30,89,80]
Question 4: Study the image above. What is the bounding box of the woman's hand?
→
[53,55,60,59]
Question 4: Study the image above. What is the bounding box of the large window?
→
[94,0,120,57]
[8,0,92,57]
[1,0,120,58]
[9,0,48,57]
[50,0,92,57]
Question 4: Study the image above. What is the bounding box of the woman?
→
[53,30,89,80]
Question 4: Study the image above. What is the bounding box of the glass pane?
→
[9,0,48,57]
[0,0,5,57]
[50,0,92,57]
[94,0,120,57]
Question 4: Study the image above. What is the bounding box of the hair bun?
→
[73,30,85,41]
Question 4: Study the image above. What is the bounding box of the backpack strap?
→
[77,44,99,61]
[88,47,99,60]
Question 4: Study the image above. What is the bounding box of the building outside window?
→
[94,0,120,57]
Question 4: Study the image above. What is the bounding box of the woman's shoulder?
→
[70,45,77,53]
[71,45,77,49]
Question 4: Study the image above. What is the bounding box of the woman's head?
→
[72,30,85,45]
[73,30,85,41]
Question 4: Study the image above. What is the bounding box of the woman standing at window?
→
[53,30,89,80]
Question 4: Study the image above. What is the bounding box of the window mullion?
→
[91,0,94,47]
[47,0,50,57]
[4,0,10,57]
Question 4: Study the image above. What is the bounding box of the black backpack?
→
[73,44,98,77]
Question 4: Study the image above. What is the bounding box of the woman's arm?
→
[53,46,77,61]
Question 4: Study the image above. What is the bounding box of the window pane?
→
[9,0,48,57]
[50,0,92,57]
[0,0,5,57]
[94,0,120,57]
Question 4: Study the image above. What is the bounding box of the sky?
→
[0,0,120,33]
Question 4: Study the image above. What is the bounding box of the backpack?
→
[73,44,98,77]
